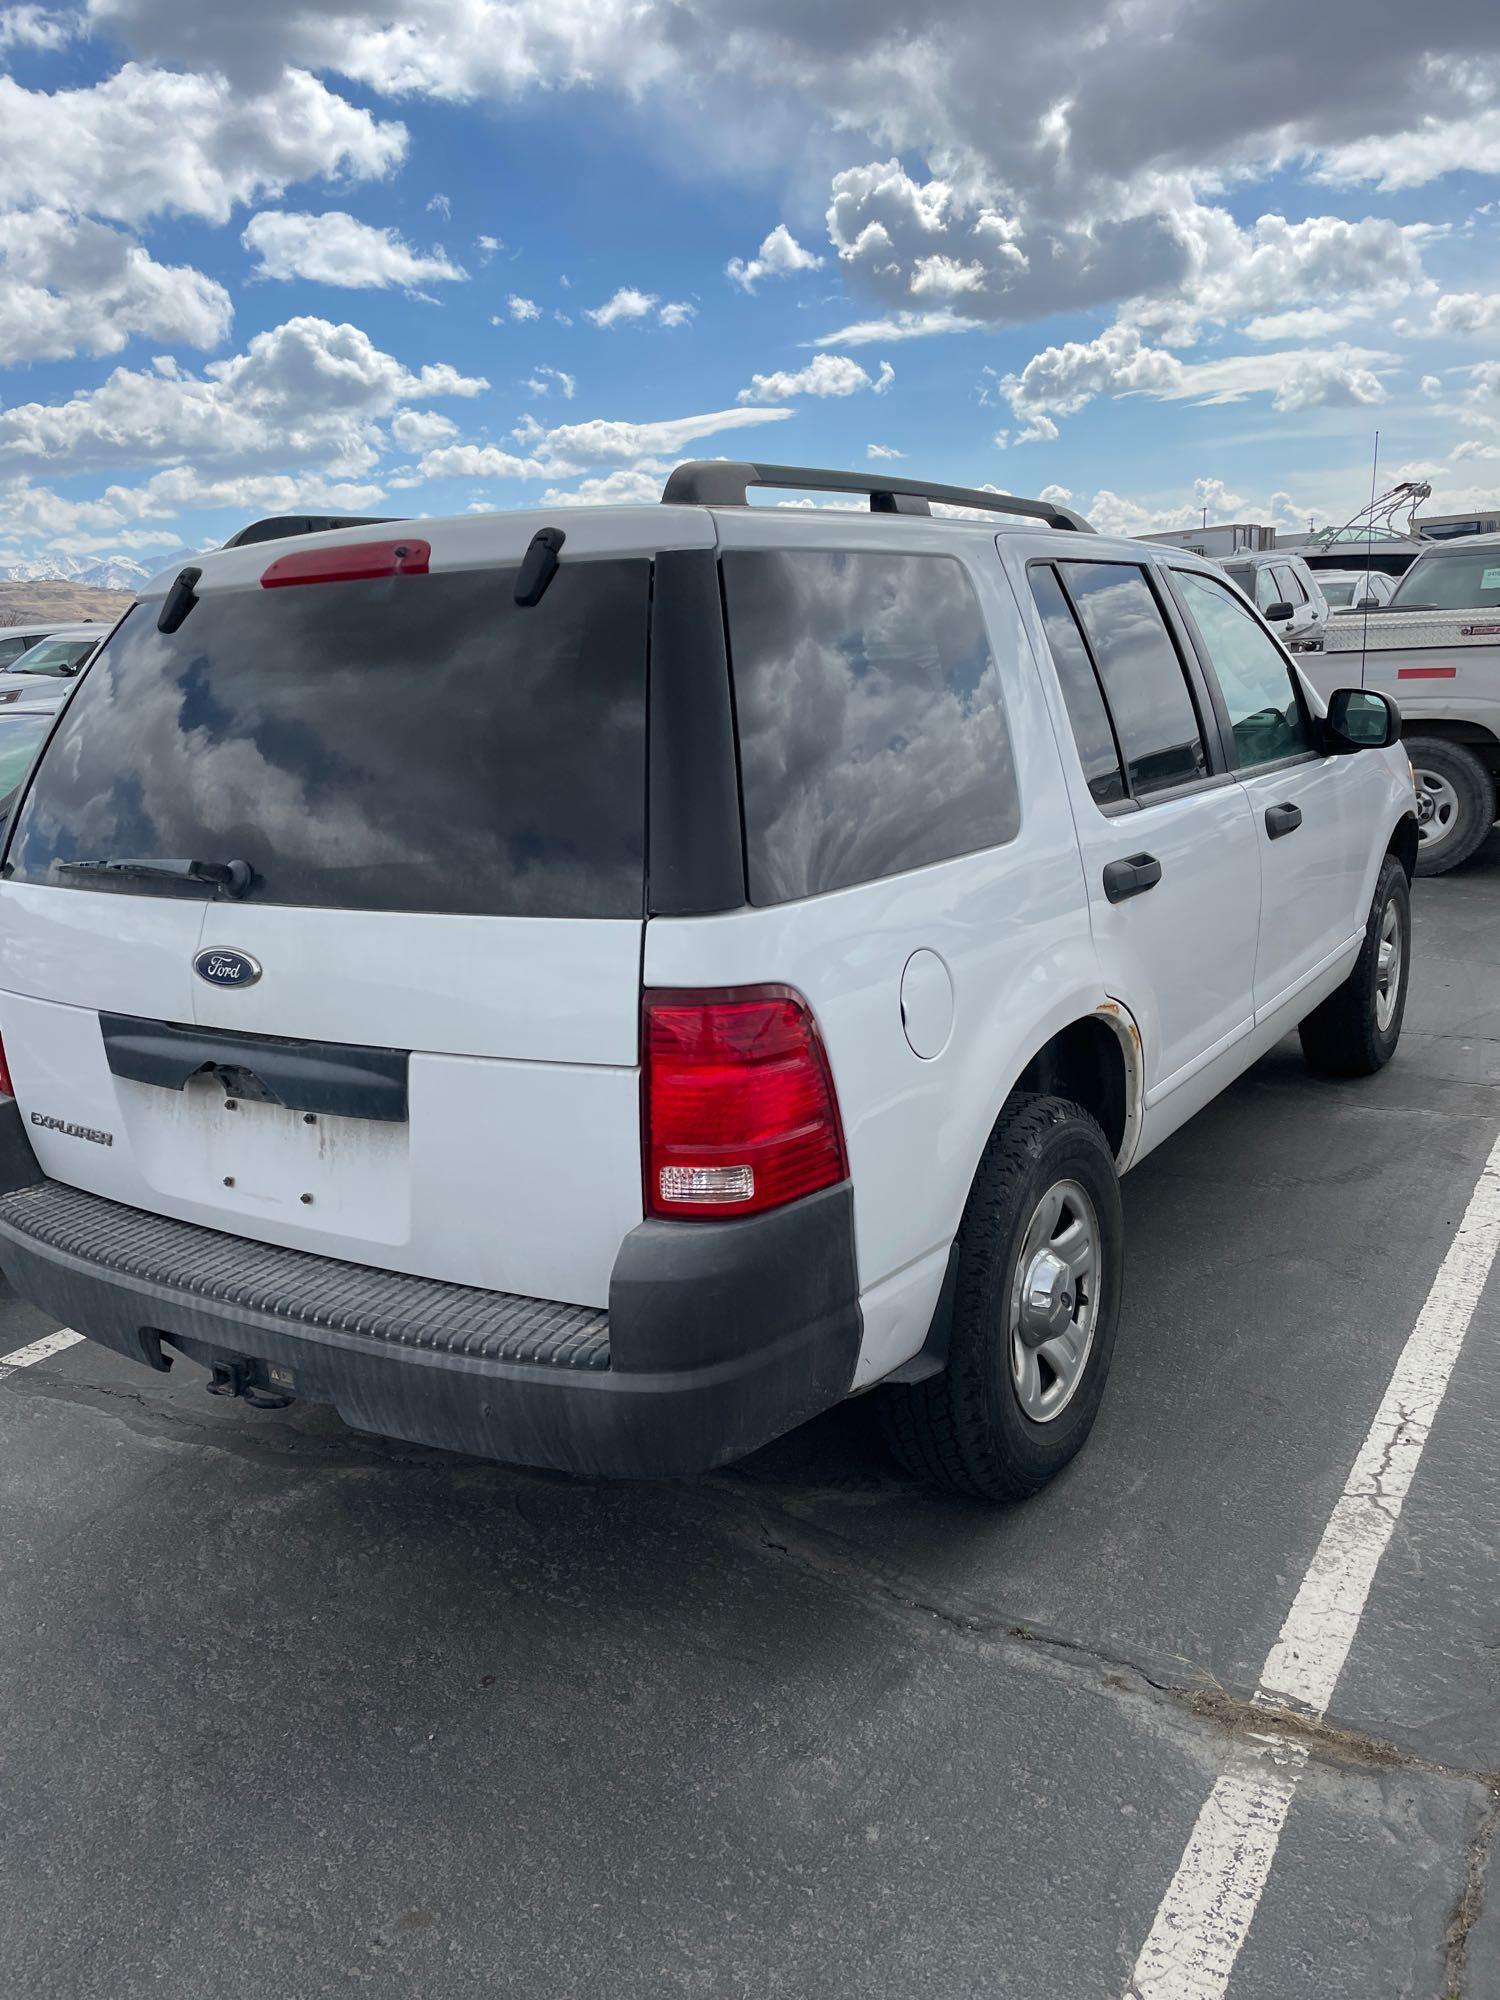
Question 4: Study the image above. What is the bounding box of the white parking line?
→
[0,1326,84,1381]
[1127,1128,1500,2000]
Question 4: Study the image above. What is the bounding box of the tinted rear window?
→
[6,562,650,918]
[1389,549,1500,610]
[722,549,1018,904]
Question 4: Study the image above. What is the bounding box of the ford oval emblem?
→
[193,947,262,989]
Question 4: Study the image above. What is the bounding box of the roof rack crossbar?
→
[661,461,1094,533]
[221,513,402,550]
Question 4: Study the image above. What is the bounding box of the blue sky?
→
[1,2,1499,571]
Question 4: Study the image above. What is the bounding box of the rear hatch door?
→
[0,514,709,1305]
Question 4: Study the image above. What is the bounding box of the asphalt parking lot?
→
[3,841,1499,2000]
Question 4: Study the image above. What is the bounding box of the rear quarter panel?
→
[647,518,1105,1385]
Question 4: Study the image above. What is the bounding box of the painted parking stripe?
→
[0,1327,84,1381]
[1127,1128,1500,1999]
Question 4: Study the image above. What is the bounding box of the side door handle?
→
[1265,801,1303,840]
[1102,852,1162,904]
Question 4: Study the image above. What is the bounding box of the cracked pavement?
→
[3,837,1500,1999]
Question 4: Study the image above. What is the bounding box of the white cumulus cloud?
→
[243,209,466,289]
[0,208,231,364]
[738,354,893,402]
[0,62,405,225]
[726,224,823,291]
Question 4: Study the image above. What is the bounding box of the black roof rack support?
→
[220,513,401,550]
[660,461,1094,533]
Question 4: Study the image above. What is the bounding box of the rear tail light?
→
[260,538,431,588]
[0,1032,14,1100]
[643,985,848,1220]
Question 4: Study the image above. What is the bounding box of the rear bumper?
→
[0,1134,860,1477]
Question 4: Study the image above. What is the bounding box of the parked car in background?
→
[0,620,96,671]
[1220,551,1330,650]
[0,469,1417,1501]
[0,682,69,826]
[0,625,105,685]
[1318,570,1396,611]
[1317,533,1500,873]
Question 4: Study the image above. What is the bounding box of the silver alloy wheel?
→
[1375,894,1403,1033]
[1009,1178,1101,1424]
[1413,766,1460,849]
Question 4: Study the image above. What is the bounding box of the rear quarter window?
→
[721,548,1019,904]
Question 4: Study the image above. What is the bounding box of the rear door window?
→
[6,562,651,919]
[722,549,1018,904]
[1028,566,1126,806]
[1059,563,1209,796]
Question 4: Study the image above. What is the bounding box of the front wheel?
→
[878,1094,1123,1501]
[1298,854,1410,1078]
[1408,736,1496,877]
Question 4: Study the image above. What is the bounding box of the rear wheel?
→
[1407,736,1495,877]
[879,1094,1123,1500]
[1299,854,1410,1078]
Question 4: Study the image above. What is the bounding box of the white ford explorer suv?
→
[0,463,1418,1499]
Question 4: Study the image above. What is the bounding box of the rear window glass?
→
[722,549,1019,904]
[1389,550,1500,610]
[5,562,650,919]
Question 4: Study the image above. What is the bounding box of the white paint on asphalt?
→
[1127,1127,1500,1999]
[0,1326,84,1380]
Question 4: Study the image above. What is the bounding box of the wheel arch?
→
[1385,812,1419,883]
[1006,1001,1144,1172]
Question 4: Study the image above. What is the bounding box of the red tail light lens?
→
[0,1032,13,1100]
[643,985,848,1220]
[261,538,431,588]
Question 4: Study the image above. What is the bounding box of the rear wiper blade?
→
[56,856,254,898]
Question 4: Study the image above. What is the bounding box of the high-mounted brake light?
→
[260,538,431,589]
[0,1031,14,1100]
[643,985,848,1221]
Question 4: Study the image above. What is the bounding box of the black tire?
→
[1407,736,1496,877]
[878,1094,1123,1501]
[1298,854,1410,1078]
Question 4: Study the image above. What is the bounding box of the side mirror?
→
[1326,686,1401,752]
[1265,601,1294,622]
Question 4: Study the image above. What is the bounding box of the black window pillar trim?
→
[645,548,748,917]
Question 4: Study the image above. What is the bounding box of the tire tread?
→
[880,1094,1119,1500]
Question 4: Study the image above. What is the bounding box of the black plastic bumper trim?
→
[0,1179,861,1478]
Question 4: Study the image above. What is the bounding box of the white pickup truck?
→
[1319,534,1500,873]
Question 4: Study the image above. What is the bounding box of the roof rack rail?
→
[661,460,1094,533]
[220,513,401,550]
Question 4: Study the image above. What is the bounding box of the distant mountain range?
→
[0,549,200,593]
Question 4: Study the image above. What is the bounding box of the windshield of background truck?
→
[4,563,651,918]
[1389,549,1500,611]
[7,637,93,676]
